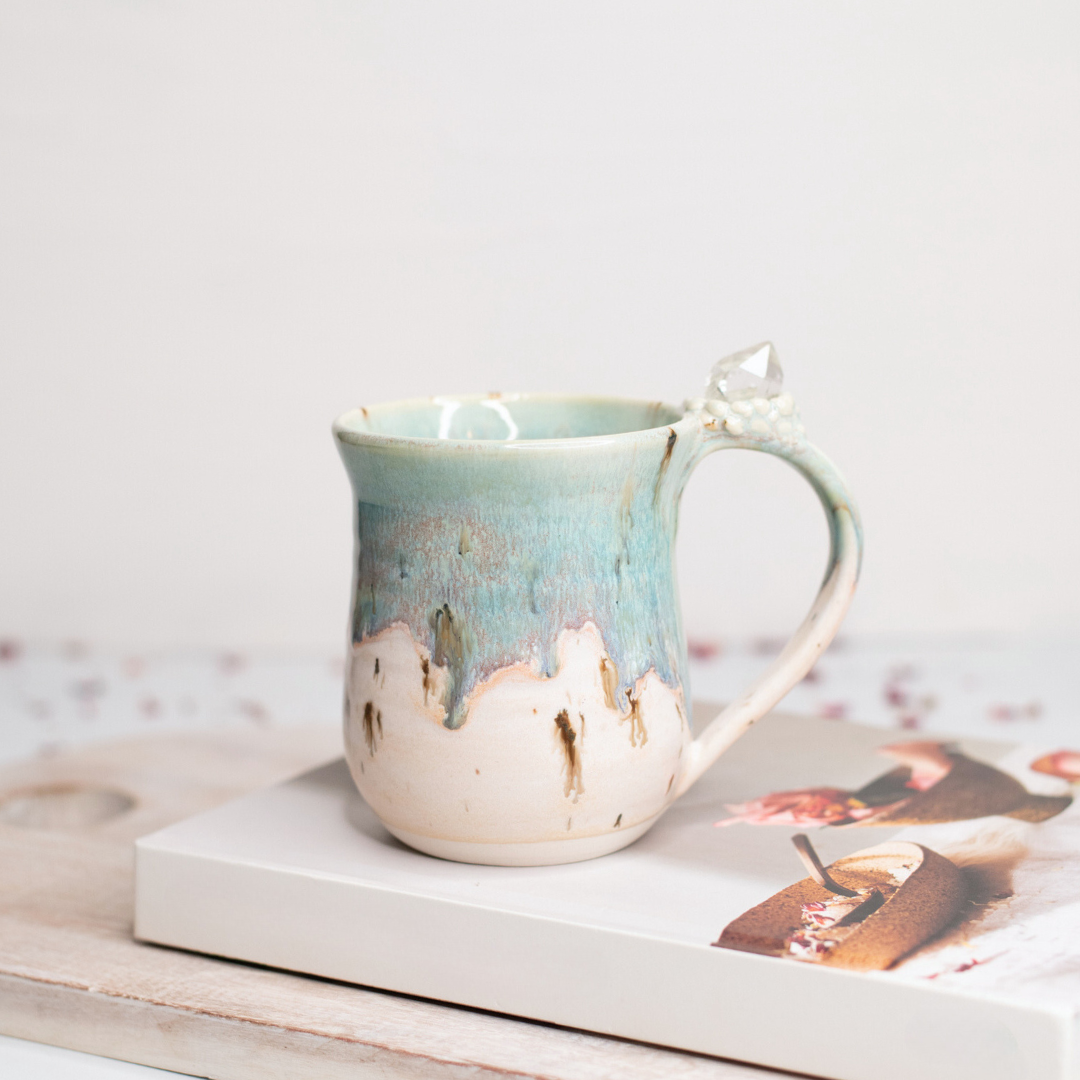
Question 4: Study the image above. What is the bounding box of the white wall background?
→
[2,1,1078,651]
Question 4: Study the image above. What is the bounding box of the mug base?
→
[385,817,659,866]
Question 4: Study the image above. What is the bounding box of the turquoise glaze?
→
[336,396,690,729]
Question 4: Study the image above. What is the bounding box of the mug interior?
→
[343,394,682,442]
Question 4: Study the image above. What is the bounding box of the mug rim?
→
[333,392,690,451]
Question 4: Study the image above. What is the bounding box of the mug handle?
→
[675,397,863,796]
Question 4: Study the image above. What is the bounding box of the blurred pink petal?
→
[715,787,883,828]
[878,741,953,791]
[817,701,848,720]
[1030,750,1080,782]
[687,639,721,661]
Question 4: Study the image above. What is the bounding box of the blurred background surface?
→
[2,0,1079,654]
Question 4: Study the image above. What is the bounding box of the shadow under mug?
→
[334,392,861,865]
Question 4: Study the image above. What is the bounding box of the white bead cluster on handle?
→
[683,391,805,442]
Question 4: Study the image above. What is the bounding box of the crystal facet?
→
[707,341,783,402]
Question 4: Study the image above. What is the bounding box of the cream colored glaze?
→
[383,817,659,866]
[345,622,689,852]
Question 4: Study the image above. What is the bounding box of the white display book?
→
[134,713,1080,1080]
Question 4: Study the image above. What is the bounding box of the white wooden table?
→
[0,727,786,1079]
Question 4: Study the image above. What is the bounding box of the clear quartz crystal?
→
[707,341,783,402]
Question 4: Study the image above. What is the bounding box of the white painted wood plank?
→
[0,1033,180,1080]
[0,729,785,1080]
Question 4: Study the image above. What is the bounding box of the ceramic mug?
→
[334,350,861,866]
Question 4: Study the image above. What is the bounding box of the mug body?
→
[335,394,695,865]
